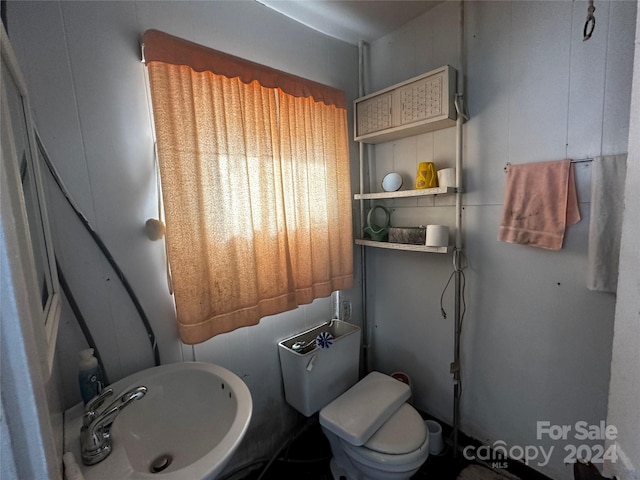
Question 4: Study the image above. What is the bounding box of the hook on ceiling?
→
[583,0,596,41]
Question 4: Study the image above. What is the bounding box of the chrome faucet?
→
[80,386,147,466]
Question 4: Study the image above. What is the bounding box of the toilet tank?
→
[278,320,361,417]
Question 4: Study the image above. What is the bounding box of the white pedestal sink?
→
[63,362,252,480]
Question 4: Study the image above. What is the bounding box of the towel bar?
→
[503,158,593,173]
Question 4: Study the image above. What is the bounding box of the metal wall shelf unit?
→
[354,61,467,457]
[353,65,461,254]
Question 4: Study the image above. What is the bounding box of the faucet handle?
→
[82,388,114,427]
[92,386,148,431]
[85,387,114,412]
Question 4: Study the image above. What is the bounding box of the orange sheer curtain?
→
[144,32,353,344]
[277,92,353,304]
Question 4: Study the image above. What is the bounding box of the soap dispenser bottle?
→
[78,348,103,404]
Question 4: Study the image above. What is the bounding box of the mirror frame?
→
[1,24,61,376]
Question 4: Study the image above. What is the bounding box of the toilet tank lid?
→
[319,371,410,446]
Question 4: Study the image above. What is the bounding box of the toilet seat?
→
[341,417,429,472]
[320,371,411,446]
[364,403,426,454]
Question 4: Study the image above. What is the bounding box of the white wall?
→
[364,2,635,480]
[7,0,360,472]
[605,8,640,480]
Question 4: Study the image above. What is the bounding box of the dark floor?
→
[234,415,557,480]
[237,418,476,480]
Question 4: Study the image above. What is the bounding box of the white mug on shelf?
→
[425,225,449,247]
[437,168,456,188]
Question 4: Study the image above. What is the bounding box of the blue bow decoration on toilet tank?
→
[316,332,334,349]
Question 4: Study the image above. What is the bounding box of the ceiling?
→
[257,1,443,45]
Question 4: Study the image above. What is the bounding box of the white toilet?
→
[278,320,430,480]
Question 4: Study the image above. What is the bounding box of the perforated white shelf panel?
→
[399,75,443,124]
[357,92,392,136]
[354,65,457,144]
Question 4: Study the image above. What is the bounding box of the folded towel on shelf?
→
[498,159,580,250]
[587,154,627,293]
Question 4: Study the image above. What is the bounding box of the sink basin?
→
[64,362,252,480]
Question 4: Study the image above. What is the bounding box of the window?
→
[143,30,353,344]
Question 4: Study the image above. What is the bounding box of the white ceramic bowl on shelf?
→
[381,172,403,192]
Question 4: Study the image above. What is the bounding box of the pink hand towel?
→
[498,159,580,250]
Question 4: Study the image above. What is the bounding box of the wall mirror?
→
[1,24,61,375]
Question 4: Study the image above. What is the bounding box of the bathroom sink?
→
[63,362,252,480]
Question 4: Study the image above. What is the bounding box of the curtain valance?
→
[141,29,347,109]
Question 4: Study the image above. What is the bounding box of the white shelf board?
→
[354,186,455,200]
[354,118,457,144]
[355,239,451,254]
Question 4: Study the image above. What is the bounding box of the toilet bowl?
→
[319,372,430,480]
[278,322,429,480]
